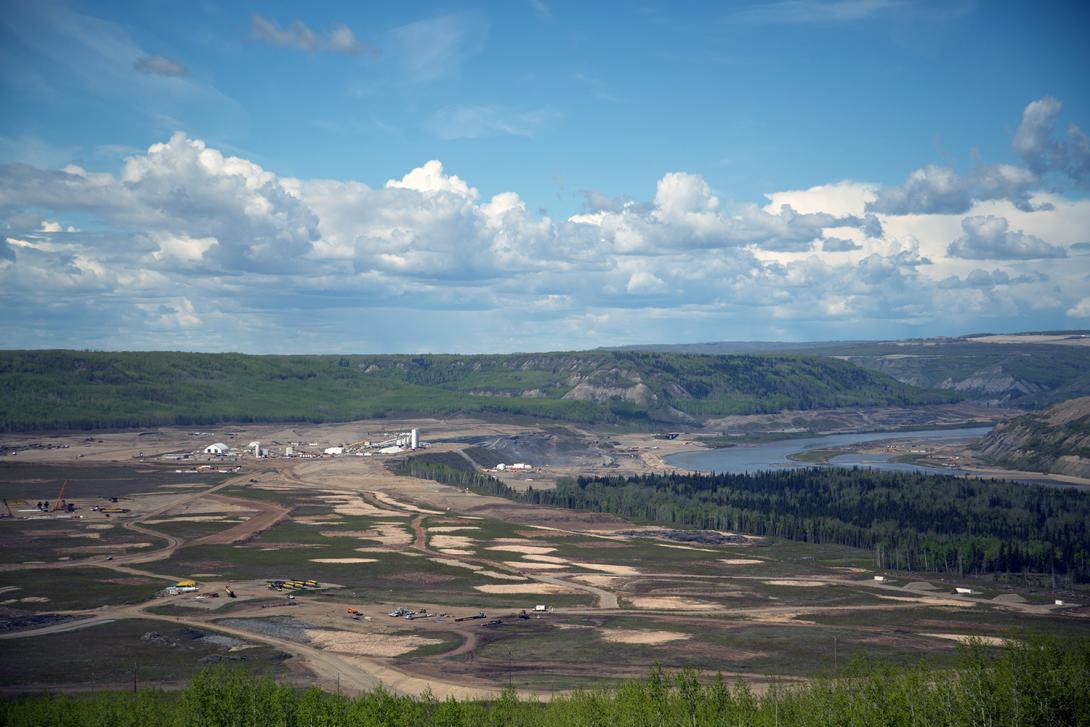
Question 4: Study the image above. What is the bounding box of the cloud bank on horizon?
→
[1,2,1089,353]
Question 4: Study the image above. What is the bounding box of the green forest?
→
[395,458,1090,582]
[2,637,1087,726]
[0,349,952,432]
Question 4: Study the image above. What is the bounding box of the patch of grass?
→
[0,618,290,686]
[144,519,242,540]
[0,567,164,612]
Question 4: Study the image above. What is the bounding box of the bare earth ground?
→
[2,417,1088,698]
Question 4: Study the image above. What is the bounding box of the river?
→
[665,426,992,476]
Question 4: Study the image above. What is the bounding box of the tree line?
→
[2,637,1087,725]
[396,458,1090,582]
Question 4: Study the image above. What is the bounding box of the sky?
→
[1,0,1089,353]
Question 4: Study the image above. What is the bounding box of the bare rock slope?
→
[973,396,1090,477]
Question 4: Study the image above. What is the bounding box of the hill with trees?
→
[0,349,952,432]
[614,333,1090,409]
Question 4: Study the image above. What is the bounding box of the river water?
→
[665,426,992,476]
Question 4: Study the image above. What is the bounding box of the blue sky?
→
[2,1,1090,352]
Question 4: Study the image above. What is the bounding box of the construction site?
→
[1,418,1089,697]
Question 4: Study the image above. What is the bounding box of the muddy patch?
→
[601,629,691,645]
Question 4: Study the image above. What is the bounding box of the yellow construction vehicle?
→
[224,585,236,598]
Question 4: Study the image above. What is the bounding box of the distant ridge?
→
[0,349,951,432]
[609,333,1090,409]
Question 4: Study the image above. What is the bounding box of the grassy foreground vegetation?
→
[396,458,1090,582]
[0,349,953,431]
[2,637,1087,725]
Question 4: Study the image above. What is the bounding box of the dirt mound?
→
[905,581,937,591]
[992,593,1027,604]
[305,629,442,657]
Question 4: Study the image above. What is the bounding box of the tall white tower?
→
[410,429,419,449]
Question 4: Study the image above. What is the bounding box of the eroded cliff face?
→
[974,396,1090,476]
[851,356,1046,405]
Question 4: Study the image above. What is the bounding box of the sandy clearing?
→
[572,562,641,575]
[371,492,442,514]
[191,573,221,577]
[601,629,691,645]
[427,526,480,533]
[479,571,528,581]
[920,633,1009,647]
[166,499,253,515]
[438,549,475,555]
[430,535,475,549]
[317,495,406,518]
[66,532,102,539]
[876,595,975,608]
[521,554,570,564]
[0,587,20,595]
[515,530,571,539]
[503,561,569,571]
[304,629,442,657]
[252,483,311,492]
[486,544,557,555]
[747,611,817,626]
[430,558,481,571]
[658,544,717,552]
[318,529,413,543]
[475,583,576,595]
[61,542,153,553]
[764,580,829,587]
[144,515,236,523]
[86,524,113,530]
[628,596,720,611]
[721,559,764,565]
[353,547,402,554]
[310,558,378,564]
[571,574,623,587]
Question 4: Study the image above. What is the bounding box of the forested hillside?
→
[616,336,1090,409]
[0,349,951,432]
[396,457,1090,582]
